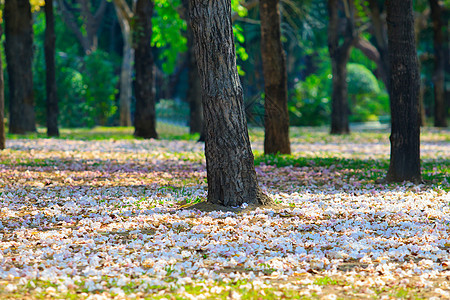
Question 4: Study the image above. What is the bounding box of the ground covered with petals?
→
[0,127,449,299]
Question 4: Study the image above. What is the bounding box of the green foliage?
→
[289,69,332,126]
[347,63,380,96]
[347,63,388,122]
[152,0,187,74]
[82,50,119,127]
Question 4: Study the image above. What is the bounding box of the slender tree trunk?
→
[0,26,5,150]
[189,0,271,207]
[328,0,354,135]
[133,0,158,139]
[4,0,36,134]
[385,0,421,183]
[260,0,291,154]
[114,4,133,127]
[367,0,390,92]
[45,0,59,137]
[429,0,447,127]
[182,0,204,136]
[419,78,427,126]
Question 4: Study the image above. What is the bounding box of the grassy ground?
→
[0,125,449,299]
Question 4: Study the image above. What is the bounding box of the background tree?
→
[45,0,59,137]
[260,0,291,155]
[5,0,36,134]
[385,0,421,183]
[328,0,355,135]
[112,0,133,127]
[0,25,5,150]
[429,0,447,127]
[133,0,158,139]
[57,0,107,54]
[189,0,271,207]
[181,0,203,137]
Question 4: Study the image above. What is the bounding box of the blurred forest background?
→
[1,0,449,132]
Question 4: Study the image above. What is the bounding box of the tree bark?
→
[181,0,204,136]
[4,0,36,134]
[260,0,291,155]
[328,0,354,135]
[189,0,271,207]
[0,26,5,150]
[385,0,421,183]
[429,0,447,127]
[113,0,133,127]
[45,0,59,137]
[182,0,204,136]
[133,0,158,139]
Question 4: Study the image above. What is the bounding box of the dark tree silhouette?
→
[429,0,447,127]
[188,0,271,207]
[328,0,355,135]
[182,0,204,138]
[45,0,60,137]
[385,0,421,183]
[0,25,5,150]
[4,0,36,134]
[133,0,158,139]
[260,0,291,155]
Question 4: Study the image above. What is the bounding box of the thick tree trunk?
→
[45,0,59,137]
[182,0,204,136]
[429,0,447,127]
[260,0,291,155]
[114,4,133,127]
[328,0,354,135]
[4,0,36,134]
[133,0,158,139]
[385,0,421,183]
[189,0,271,207]
[0,26,5,150]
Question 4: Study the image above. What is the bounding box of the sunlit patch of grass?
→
[6,124,200,141]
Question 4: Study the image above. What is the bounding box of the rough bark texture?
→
[181,0,204,136]
[45,0,59,137]
[260,0,291,155]
[328,0,354,135]
[113,0,133,127]
[189,0,271,207]
[4,0,36,134]
[385,0,421,183]
[429,0,447,127]
[0,26,5,150]
[133,0,158,139]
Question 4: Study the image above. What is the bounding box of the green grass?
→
[6,123,200,141]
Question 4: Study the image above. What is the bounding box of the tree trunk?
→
[133,0,158,139]
[45,0,59,137]
[367,0,390,92]
[385,0,421,183]
[189,0,271,207]
[429,0,447,127]
[419,78,427,126]
[182,0,204,136]
[260,0,291,154]
[328,0,354,135]
[4,0,36,134]
[0,26,5,150]
[114,3,133,127]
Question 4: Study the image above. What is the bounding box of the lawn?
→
[0,126,449,299]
